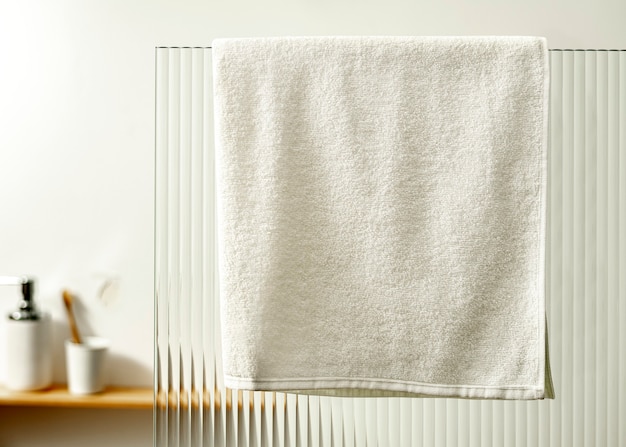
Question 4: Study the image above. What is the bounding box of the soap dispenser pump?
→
[1,276,52,390]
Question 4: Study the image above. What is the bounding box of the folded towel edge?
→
[225,375,549,400]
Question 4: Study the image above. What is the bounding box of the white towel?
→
[213,36,554,400]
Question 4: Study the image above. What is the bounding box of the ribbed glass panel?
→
[155,49,625,446]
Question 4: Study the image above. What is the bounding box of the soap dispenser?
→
[1,276,52,390]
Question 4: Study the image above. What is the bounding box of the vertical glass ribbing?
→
[155,47,219,446]
[155,49,626,446]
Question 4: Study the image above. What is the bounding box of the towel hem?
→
[538,36,554,399]
[225,376,547,400]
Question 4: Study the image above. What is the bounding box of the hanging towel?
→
[213,36,554,400]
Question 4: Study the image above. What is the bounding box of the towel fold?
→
[213,36,554,400]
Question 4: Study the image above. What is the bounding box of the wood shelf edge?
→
[0,384,153,409]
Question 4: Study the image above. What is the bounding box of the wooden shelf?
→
[0,384,152,409]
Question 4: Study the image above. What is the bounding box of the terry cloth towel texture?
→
[213,36,554,400]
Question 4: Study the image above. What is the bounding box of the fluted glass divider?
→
[155,48,626,446]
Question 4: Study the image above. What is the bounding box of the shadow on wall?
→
[0,406,152,447]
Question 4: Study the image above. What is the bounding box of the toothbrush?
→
[62,290,82,344]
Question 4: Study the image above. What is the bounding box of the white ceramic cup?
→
[65,336,110,394]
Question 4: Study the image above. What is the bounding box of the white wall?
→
[0,0,624,446]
